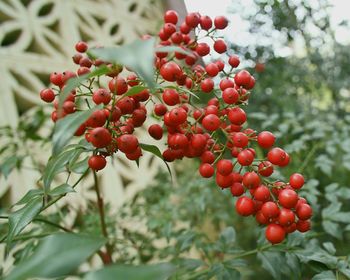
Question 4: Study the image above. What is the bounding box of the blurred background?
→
[1,0,350,279]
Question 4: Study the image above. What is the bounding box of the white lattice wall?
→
[0,0,168,210]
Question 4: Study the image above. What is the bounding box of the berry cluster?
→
[39,10,312,244]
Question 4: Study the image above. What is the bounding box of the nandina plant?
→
[3,9,314,279]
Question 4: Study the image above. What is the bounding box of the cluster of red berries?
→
[39,10,312,244]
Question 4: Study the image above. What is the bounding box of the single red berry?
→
[296,220,311,232]
[258,161,274,177]
[201,78,214,92]
[267,147,287,165]
[278,208,295,226]
[117,134,139,154]
[236,196,255,216]
[219,78,235,90]
[75,41,88,53]
[88,155,106,171]
[261,201,280,219]
[180,22,191,34]
[40,88,55,103]
[237,149,254,166]
[234,70,251,87]
[214,16,228,29]
[230,182,245,196]
[296,203,312,220]
[164,10,178,24]
[160,62,182,82]
[90,127,112,148]
[228,55,240,68]
[202,114,220,131]
[92,88,111,105]
[278,189,298,209]
[265,224,285,244]
[205,63,219,77]
[199,163,214,178]
[228,107,247,125]
[242,171,260,189]
[154,104,168,117]
[50,72,63,87]
[216,159,233,176]
[148,124,163,140]
[222,88,239,104]
[108,77,128,95]
[257,131,275,149]
[185,12,200,28]
[200,15,213,30]
[254,185,270,201]
[213,40,227,53]
[232,132,249,148]
[289,173,305,189]
[196,43,210,56]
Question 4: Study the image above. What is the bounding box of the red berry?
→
[265,224,285,244]
[296,220,311,232]
[234,70,251,87]
[296,203,312,220]
[148,124,163,140]
[289,173,305,189]
[257,131,275,149]
[162,89,180,106]
[200,15,213,30]
[164,10,178,24]
[267,147,287,166]
[88,155,106,171]
[236,196,255,216]
[258,161,274,177]
[92,88,111,105]
[196,43,210,56]
[214,16,228,29]
[242,171,260,189]
[202,114,220,131]
[237,149,254,166]
[117,134,139,154]
[261,201,280,218]
[201,78,214,92]
[186,12,200,28]
[278,208,295,226]
[75,41,88,53]
[199,163,214,178]
[230,182,244,196]
[228,107,247,125]
[40,88,55,103]
[108,77,128,95]
[222,88,239,104]
[278,189,298,209]
[216,173,233,188]
[228,55,240,68]
[232,132,249,148]
[216,159,233,176]
[205,63,219,77]
[213,40,227,54]
[90,127,112,148]
[160,62,182,82]
[254,185,270,201]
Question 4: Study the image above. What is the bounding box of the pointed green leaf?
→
[88,38,156,88]
[48,183,75,196]
[125,85,148,97]
[5,233,106,280]
[311,271,335,280]
[14,189,43,206]
[84,263,175,280]
[7,197,42,249]
[52,105,102,155]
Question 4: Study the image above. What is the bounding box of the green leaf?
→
[52,105,102,155]
[58,66,110,110]
[155,45,192,56]
[5,233,106,280]
[219,227,236,244]
[42,148,81,192]
[322,242,336,255]
[7,197,42,249]
[84,263,175,280]
[48,183,75,196]
[139,143,173,179]
[14,189,43,206]
[1,156,21,178]
[322,220,342,239]
[88,38,156,89]
[124,85,148,97]
[69,156,89,174]
[257,252,282,280]
[311,271,336,280]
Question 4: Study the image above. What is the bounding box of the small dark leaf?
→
[1,156,21,178]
